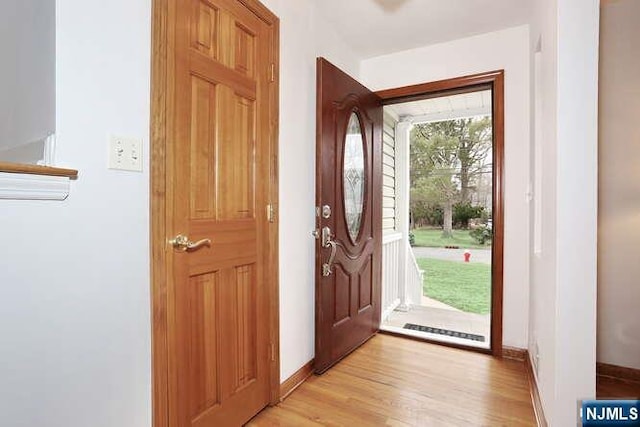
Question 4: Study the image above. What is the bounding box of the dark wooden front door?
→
[314,58,383,373]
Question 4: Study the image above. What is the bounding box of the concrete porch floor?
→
[381,298,491,349]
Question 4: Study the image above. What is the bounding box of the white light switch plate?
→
[108,135,143,172]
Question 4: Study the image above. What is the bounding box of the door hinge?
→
[266,204,276,223]
[269,63,276,83]
[270,342,276,362]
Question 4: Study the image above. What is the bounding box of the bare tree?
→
[410,117,492,237]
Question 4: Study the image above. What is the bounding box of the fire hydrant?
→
[464,250,471,263]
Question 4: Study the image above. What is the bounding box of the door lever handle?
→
[169,234,212,252]
[321,226,337,276]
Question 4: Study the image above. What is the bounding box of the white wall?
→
[360,25,532,349]
[253,0,362,382]
[598,0,640,370]
[554,0,599,424]
[0,0,55,152]
[528,0,559,421]
[0,140,48,164]
[528,0,600,425]
[0,0,151,426]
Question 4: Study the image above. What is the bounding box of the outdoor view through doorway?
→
[380,89,493,350]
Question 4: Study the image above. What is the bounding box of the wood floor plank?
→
[249,335,536,426]
[597,375,640,399]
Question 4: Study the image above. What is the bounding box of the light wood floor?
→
[597,375,640,399]
[249,334,536,426]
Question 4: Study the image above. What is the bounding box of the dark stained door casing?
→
[314,57,383,374]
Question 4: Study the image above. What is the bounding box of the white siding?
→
[382,112,397,231]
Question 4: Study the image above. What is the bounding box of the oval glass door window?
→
[343,112,365,243]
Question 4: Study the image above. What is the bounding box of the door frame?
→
[376,70,505,357]
[149,1,280,426]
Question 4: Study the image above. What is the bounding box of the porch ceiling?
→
[314,0,532,58]
[385,89,492,124]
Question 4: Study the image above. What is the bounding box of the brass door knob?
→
[169,234,212,252]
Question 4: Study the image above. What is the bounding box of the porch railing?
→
[406,240,424,307]
[382,232,402,321]
[381,232,424,322]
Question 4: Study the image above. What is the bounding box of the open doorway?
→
[376,72,504,354]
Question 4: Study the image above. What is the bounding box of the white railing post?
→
[407,241,424,306]
[395,119,413,310]
[380,118,425,323]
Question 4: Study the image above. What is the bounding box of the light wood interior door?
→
[152,0,279,426]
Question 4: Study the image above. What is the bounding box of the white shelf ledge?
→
[0,172,71,200]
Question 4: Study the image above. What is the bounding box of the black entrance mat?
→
[403,323,485,342]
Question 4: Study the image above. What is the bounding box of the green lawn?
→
[418,258,491,314]
[412,227,490,250]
